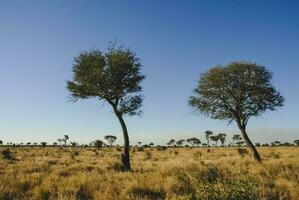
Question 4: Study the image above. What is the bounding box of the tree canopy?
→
[189,61,284,127]
[67,43,145,171]
[67,46,145,116]
[189,61,284,162]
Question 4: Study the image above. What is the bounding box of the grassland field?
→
[0,146,298,200]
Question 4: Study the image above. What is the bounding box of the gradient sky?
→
[0,0,298,145]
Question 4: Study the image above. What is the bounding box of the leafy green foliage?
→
[189,61,284,126]
[189,61,284,162]
[104,135,117,147]
[93,140,104,149]
[186,137,201,147]
[1,149,13,160]
[67,45,145,116]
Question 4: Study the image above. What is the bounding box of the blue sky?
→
[0,0,298,145]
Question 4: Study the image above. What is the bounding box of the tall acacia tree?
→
[67,44,145,171]
[204,130,213,147]
[189,61,284,163]
[104,135,117,147]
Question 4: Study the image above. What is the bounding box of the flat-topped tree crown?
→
[189,61,284,162]
[67,45,145,117]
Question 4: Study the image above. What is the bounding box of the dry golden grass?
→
[0,146,298,200]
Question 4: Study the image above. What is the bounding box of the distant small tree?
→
[210,135,220,147]
[41,142,47,148]
[271,141,281,146]
[137,142,142,146]
[33,142,38,146]
[148,142,154,147]
[70,142,78,147]
[189,61,284,163]
[204,130,213,147]
[218,133,227,147]
[26,142,31,146]
[232,134,242,147]
[94,140,104,149]
[294,140,299,146]
[167,139,176,147]
[176,139,185,147]
[202,143,207,147]
[104,135,117,147]
[53,142,58,146]
[186,137,201,147]
[0,140,3,145]
[281,142,292,146]
[236,141,245,147]
[63,135,69,146]
[255,142,261,147]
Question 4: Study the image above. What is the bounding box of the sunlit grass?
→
[0,146,298,200]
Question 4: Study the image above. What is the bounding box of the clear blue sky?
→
[0,0,298,145]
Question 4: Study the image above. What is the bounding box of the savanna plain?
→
[0,146,298,200]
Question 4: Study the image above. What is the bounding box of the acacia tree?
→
[94,140,104,149]
[63,135,69,146]
[41,142,47,148]
[294,140,299,146]
[104,135,117,147]
[67,44,145,171]
[204,130,213,147]
[218,133,226,147]
[189,61,284,163]
[232,134,242,147]
[186,137,201,147]
[272,141,281,146]
[0,140,3,145]
[167,139,175,147]
[210,135,219,147]
[148,142,154,147]
[176,139,185,147]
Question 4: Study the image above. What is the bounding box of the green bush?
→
[1,148,13,160]
[128,186,165,200]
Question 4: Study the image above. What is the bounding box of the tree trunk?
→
[238,125,262,163]
[114,110,132,171]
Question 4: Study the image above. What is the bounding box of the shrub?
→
[237,148,249,157]
[76,185,93,200]
[198,166,223,183]
[157,146,167,151]
[128,187,166,200]
[1,148,13,160]
[172,173,196,196]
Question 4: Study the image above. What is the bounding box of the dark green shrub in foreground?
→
[1,148,13,160]
[128,187,166,200]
